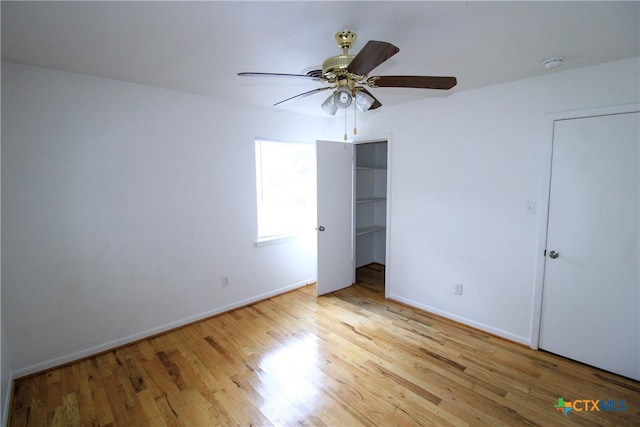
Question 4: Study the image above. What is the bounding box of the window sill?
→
[254,233,302,248]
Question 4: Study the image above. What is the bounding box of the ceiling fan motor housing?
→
[322,54,355,79]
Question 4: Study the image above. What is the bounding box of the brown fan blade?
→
[273,87,333,106]
[358,88,382,110]
[238,72,327,82]
[367,75,457,90]
[347,41,399,76]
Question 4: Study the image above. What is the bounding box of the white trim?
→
[529,103,640,349]
[11,279,315,379]
[2,377,14,427]
[255,136,315,145]
[546,103,640,122]
[254,233,305,247]
[384,134,393,299]
[390,294,530,346]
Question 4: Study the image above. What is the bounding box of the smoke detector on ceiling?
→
[543,57,564,69]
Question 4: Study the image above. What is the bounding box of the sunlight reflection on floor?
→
[257,334,322,422]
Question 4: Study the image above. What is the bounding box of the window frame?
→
[254,138,317,246]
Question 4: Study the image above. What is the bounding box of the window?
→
[255,138,316,243]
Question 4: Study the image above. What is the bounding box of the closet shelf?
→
[356,166,387,171]
[355,225,386,236]
[356,197,386,203]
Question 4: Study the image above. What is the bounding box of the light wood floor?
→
[9,264,640,426]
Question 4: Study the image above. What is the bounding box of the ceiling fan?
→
[238,30,457,115]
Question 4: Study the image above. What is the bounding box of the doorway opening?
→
[354,140,388,292]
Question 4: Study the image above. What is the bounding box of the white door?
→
[540,112,640,380]
[316,140,354,295]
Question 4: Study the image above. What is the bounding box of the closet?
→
[354,141,388,272]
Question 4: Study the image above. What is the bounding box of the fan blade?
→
[347,41,399,76]
[359,88,382,110]
[367,75,457,90]
[273,87,333,106]
[238,72,327,82]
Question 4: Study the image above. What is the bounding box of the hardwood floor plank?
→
[86,374,114,426]
[9,264,640,426]
[48,393,80,427]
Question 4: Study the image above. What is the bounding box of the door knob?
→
[317,226,325,231]
[548,250,559,259]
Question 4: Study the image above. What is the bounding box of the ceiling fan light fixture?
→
[333,87,352,109]
[355,91,375,112]
[321,94,338,115]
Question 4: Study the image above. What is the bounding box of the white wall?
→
[1,62,337,377]
[358,57,640,345]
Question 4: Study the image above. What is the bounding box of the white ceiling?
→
[2,1,639,116]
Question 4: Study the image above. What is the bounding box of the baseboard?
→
[388,293,530,347]
[12,278,316,379]
[2,376,14,427]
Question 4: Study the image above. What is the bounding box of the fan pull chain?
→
[344,107,348,141]
[353,101,358,136]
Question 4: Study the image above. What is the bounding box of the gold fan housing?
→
[322,30,358,80]
[322,54,355,79]
[335,29,356,49]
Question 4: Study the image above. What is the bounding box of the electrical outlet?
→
[222,275,231,287]
[454,283,463,296]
